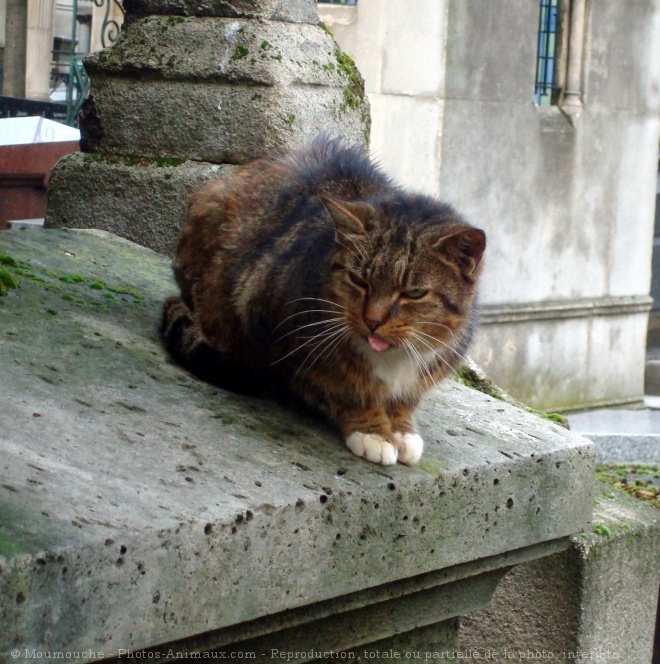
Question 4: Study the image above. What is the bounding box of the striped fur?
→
[161,137,485,466]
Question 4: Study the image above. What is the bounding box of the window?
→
[534,0,559,106]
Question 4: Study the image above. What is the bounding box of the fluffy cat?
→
[161,137,485,466]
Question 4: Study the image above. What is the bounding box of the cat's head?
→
[320,194,486,362]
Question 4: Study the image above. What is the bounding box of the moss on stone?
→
[457,365,569,428]
[592,523,612,537]
[596,464,660,509]
[0,267,19,296]
[231,44,249,61]
[457,366,505,401]
[58,274,87,284]
[83,153,186,169]
[0,253,19,268]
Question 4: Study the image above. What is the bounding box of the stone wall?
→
[320,0,660,411]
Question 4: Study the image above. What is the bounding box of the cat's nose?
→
[364,298,391,332]
[365,317,382,333]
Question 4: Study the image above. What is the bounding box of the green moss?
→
[596,464,660,509]
[592,524,611,537]
[106,285,144,303]
[231,44,249,61]
[335,48,366,112]
[260,40,271,50]
[89,280,107,290]
[0,531,24,557]
[82,153,105,164]
[271,53,283,61]
[83,153,185,169]
[457,366,505,401]
[0,267,19,296]
[318,21,333,37]
[154,156,185,168]
[58,274,87,284]
[457,366,569,428]
[0,253,19,268]
[284,114,296,127]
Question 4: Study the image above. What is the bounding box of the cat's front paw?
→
[345,432,398,466]
[392,432,424,465]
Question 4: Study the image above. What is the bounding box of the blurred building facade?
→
[321,0,660,411]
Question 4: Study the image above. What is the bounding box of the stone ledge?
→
[123,0,320,25]
[0,230,595,656]
[45,154,235,255]
[460,483,660,660]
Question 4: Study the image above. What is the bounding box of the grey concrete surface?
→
[0,229,594,658]
[569,404,660,463]
[460,483,660,661]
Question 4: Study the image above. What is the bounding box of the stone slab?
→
[0,230,595,656]
[460,482,660,661]
[45,153,235,255]
[569,405,660,462]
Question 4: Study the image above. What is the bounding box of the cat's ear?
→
[319,195,369,237]
[434,227,486,276]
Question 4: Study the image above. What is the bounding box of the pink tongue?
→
[367,334,390,352]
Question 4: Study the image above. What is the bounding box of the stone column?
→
[2,0,27,98]
[25,0,55,101]
[45,0,371,255]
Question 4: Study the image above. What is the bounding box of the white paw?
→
[392,432,424,465]
[345,432,398,466]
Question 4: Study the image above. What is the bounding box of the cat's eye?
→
[349,272,368,289]
[402,288,429,300]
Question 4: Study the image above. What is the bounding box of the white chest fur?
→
[361,344,433,400]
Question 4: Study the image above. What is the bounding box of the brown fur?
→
[161,137,485,465]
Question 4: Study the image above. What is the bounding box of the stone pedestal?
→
[45,0,370,255]
[0,229,594,660]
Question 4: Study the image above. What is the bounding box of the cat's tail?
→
[160,297,262,395]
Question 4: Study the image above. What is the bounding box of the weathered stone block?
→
[0,229,594,658]
[460,483,660,661]
[46,152,233,255]
[79,16,370,161]
[123,0,320,25]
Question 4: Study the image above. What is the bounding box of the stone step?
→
[0,228,594,658]
[568,398,660,463]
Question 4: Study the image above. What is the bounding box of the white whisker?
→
[334,228,367,262]
[404,338,435,389]
[285,297,347,310]
[296,326,352,378]
[415,321,455,337]
[272,308,344,333]
[270,323,346,365]
[414,329,464,363]
[272,317,344,344]
[412,332,460,379]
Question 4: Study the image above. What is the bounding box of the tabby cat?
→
[161,137,485,466]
